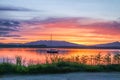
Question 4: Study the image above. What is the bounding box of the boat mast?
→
[50,33,52,47]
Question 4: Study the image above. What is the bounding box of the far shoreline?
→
[0,46,120,49]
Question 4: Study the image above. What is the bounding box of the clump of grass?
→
[0,63,16,74]
[15,56,22,66]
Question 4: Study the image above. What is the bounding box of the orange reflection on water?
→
[0,48,47,64]
[0,48,120,64]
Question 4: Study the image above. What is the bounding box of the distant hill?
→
[0,41,120,48]
[93,41,120,48]
[25,40,84,47]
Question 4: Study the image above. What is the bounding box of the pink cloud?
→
[2,17,120,44]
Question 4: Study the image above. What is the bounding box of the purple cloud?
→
[0,6,32,11]
[0,19,21,37]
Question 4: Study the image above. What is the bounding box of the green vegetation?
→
[0,53,120,74]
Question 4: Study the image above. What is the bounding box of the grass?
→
[0,53,120,74]
[0,61,120,75]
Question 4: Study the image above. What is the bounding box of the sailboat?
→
[47,34,58,53]
[47,49,58,53]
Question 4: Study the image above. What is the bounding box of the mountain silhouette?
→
[0,41,120,48]
[25,40,84,47]
[93,41,120,47]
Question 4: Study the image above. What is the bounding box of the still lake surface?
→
[0,48,120,64]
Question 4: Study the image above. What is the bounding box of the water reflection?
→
[0,48,120,65]
[30,48,69,54]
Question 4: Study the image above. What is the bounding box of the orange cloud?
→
[1,17,120,45]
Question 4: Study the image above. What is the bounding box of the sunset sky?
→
[0,0,120,45]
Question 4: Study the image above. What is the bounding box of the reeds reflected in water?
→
[0,52,120,66]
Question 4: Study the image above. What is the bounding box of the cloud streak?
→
[0,6,32,11]
[0,19,21,37]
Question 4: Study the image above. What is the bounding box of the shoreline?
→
[0,47,120,49]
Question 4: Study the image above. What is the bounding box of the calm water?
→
[0,48,120,64]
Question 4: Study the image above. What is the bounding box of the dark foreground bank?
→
[0,62,120,75]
